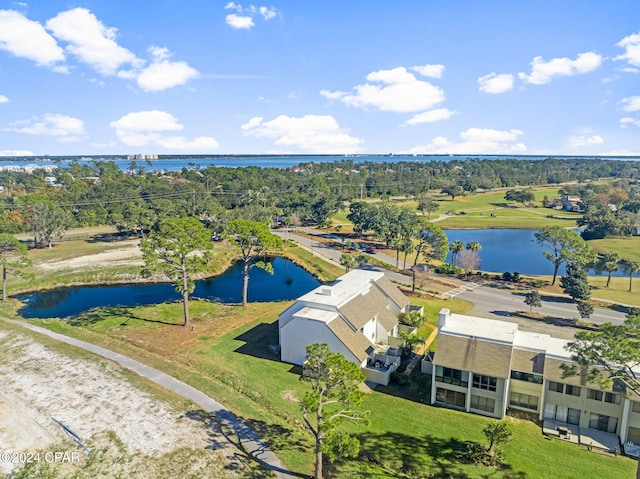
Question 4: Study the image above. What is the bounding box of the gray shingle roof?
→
[433,334,513,378]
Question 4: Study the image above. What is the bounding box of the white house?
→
[279,269,411,385]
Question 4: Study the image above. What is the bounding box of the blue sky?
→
[0,1,639,157]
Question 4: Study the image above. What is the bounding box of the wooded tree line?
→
[0,156,638,237]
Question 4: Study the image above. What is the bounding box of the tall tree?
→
[449,240,464,265]
[140,217,212,327]
[466,240,482,252]
[457,249,481,276]
[564,316,640,478]
[301,343,368,479]
[594,252,620,287]
[31,203,73,249]
[0,234,31,301]
[560,263,591,303]
[621,259,640,292]
[417,196,439,219]
[414,221,448,266]
[340,253,356,273]
[225,219,283,306]
[534,226,595,285]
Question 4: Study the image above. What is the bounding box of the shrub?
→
[435,263,463,275]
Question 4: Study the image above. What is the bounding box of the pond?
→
[17,257,320,319]
[443,229,629,277]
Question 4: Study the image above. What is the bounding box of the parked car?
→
[364,245,378,254]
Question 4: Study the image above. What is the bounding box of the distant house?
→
[279,269,412,385]
[44,176,57,186]
[549,195,581,211]
[423,309,640,453]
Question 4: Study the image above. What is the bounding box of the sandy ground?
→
[0,329,244,478]
[37,240,144,272]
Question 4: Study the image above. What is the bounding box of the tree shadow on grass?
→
[67,306,181,327]
[183,409,311,479]
[331,431,527,479]
[233,320,282,362]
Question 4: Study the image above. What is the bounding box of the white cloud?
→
[477,73,515,94]
[0,9,65,67]
[620,117,640,128]
[620,96,640,112]
[411,64,445,79]
[224,3,278,29]
[405,108,456,125]
[259,6,277,20]
[0,94,9,103]
[241,114,363,154]
[615,32,640,67]
[320,89,347,100]
[0,149,34,156]
[226,14,254,29]
[599,149,640,156]
[110,110,218,151]
[323,66,445,113]
[46,8,141,76]
[518,51,602,85]
[567,135,604,148]
[402,128,526,154]
[5,113,85,142]
[110,110,184,132]
[135,46,199,92]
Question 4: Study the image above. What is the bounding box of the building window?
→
[633,401,640,413]
[472,374,497,392]
[510,392,539,411]
[589,413,618,433]
[567,408,581,425]
[604,392,621,405]
[471,395,495,413]
[588,389,603,401]
[548,381,564,393]
[435,366,469,387]
[510,370,543,384]
[565,385,581,397]
[588,389,621,404]
[544,404,580,425]
[436,387,466,408]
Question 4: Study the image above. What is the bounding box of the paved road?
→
[278,229,628,339]
[10,320,298,479]
[458,285,626,326]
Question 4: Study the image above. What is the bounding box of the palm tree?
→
[466,240,482,252]
[449,240,464,265]
[401,239,415,270]
[621,259,640,292]
[340,254,356,273]
[392,238,403,269]
[355,254,369,269]
[594,252,620,287]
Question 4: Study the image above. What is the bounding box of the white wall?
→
[280,317,361,366]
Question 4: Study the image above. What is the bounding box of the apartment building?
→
[424,309,640,449]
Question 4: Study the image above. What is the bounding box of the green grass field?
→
[590,236,640,262]
[331,186,581,230]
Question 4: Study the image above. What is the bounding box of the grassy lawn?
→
[17,299,636,478]
[591,236,640,262]
[330,187,581,231]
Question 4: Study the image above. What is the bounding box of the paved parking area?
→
[441,282,481,299]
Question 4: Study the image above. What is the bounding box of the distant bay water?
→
[3,154,639,172]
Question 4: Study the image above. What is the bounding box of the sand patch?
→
[0,330,243,477]
[37,241,143,273]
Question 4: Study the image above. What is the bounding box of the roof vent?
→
[321,287,333,296]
